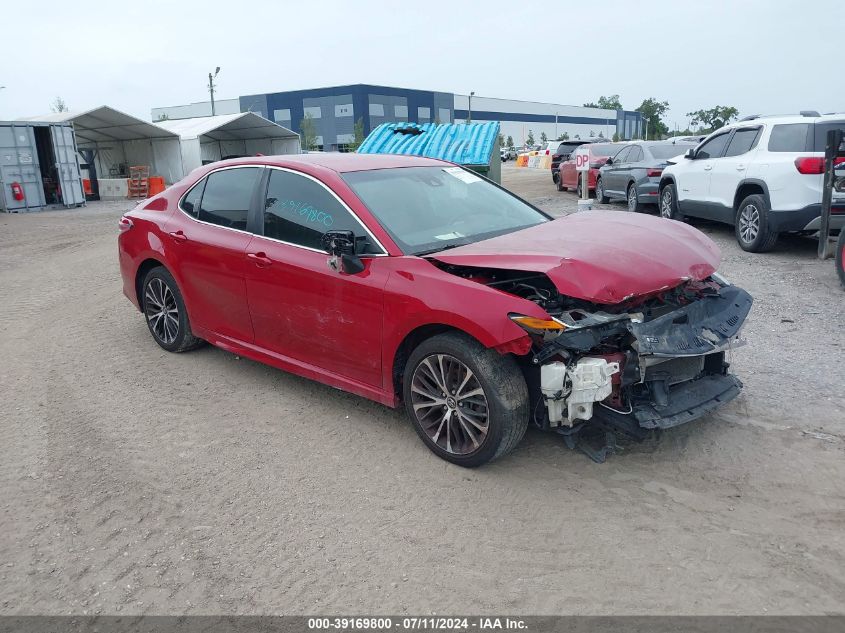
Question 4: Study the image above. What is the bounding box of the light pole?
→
[467,91,475,123]
[208,67,220,116]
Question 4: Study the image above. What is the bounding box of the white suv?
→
[658,114,845,252]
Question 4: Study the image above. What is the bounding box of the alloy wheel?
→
[660,189,673,218]
[596,180,604,202]
[144,278,180,344]
[739,204,760,244]
[627,185,638,211]
[410,354,489,455]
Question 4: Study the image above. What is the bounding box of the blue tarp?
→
[357,121,500,166]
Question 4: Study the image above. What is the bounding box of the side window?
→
[724,128,761,157]
[197,167,261,230]
[695,133,730,159]
[768,123,811,152]
[181,179,205,218]
[613,147,632,163]
[627,146,644,163]
[263,170,379,254]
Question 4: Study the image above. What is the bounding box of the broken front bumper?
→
[536,284,753,431]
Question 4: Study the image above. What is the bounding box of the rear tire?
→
[659,183,683,221]
[627,183,643,212]
[556,174,566,191]
[142,267,204,353]
[402,332,529,468]
[596,177,609,204]
[735,194,778,252]
[836,229,845,288]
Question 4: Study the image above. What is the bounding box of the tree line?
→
[583,94,740,139]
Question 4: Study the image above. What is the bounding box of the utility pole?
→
[467,91,475,123]
[208,67,220,116]
[645,119,649,141]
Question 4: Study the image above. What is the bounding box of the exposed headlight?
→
[509,314,566,339]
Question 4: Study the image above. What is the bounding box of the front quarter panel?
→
[380,257,548,397]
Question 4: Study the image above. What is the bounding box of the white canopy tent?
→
[20,106,184,184]
[156,113,300,176]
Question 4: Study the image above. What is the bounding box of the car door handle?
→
[247,252,273,267]
[703,164,713,171]
[736,164,746,170]
[168,230,188,243]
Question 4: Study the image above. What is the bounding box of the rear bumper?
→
[770,203,845,232]
[636,181,660,202]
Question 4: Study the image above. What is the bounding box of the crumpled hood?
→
[430,212,720,304]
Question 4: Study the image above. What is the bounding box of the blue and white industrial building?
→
[152,84,643,152]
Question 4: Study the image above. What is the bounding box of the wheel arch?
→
[733,179,769,211]
[391,323,485,402]
[658,174,676,194]
[135,258,167,308]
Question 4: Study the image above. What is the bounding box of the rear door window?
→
[181,179,205,218]
[768,124,811,152]
[627,146,644,163]
[613,147,632,163]
[724,128,761,157]
[198,167,262,230]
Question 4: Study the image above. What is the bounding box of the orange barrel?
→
[147,177,166,196]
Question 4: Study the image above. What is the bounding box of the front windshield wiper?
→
[415,242,470,256]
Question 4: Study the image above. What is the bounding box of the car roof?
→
[209,153,450,173]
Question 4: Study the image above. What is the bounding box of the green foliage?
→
[506,135,514,147]
[686,106,739,132]
[598,131,605,138]
[636,98,670,139]
[347,117,365,151]
[299,112,318,151]
[612,132,620,142]
[497,132,505,147]
[526,130,535,146]
[540,131,548,144]
[556,132,570,141]
[583,95,623,110]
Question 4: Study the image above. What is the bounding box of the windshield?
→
[590,144,622,157]
[342,166,550,255]
[648,143,696,159]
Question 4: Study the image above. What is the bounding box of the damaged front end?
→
[433,261,753,461]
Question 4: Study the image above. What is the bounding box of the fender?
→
[733,178,770,208]
[379,257,545,397]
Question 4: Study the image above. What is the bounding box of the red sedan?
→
[119,154,752,466]
[557,143,624,195]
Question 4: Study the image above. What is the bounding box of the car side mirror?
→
[684,148,696,159]
[322,230,366,275]
[604,157,613,165]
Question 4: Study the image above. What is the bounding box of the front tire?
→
[402,332,529,467]
[836,229,845,288]
[735,194,778,252]
[659,183,683,221]
[556,175,566,192]
[142,267,204,353]
[596,177,609,203]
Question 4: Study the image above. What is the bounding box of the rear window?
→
[813,121,845,152]
[556,142,582,155]
[648,144,695,160]
[768,124,811,152]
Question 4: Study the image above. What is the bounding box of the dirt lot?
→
[1,163,844,616]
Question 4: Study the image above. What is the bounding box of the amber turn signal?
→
[509,315,565,331]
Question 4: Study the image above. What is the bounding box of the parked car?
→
[659,113,845,251]
[557,143,624,195]
[597,141,697,210]
[550,139,600,185]
[663,135,706,144]
[119,154,751,467]
[500,148,509,162]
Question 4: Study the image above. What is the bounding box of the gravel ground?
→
[1,164,843,616]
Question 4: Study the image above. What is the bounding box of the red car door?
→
[242,168,389,388]
[561,156,577,189]
[164,166,261,343]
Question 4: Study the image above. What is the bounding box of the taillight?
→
[794,157,825,174]
[118,217,133,232]
[646,168,663,178]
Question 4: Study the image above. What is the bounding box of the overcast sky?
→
[2,0,843,126]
